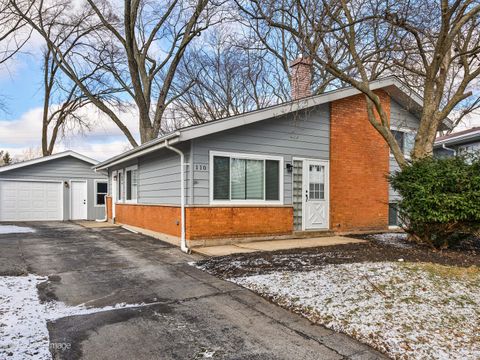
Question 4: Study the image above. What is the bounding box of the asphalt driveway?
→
[0,222,385,360]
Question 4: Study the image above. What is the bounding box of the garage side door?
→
[0,180,63,221]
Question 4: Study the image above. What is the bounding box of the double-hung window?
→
[391,129,415,158]
[95,181,108,206]
[117,171,123,202]
[125,166,138,202]
[211,152,283,203]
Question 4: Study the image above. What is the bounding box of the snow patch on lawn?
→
[231,262,480,360]
[369,232,413,248]
[0,225,35,234]
[0,274,145,359]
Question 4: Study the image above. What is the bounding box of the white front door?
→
[303,160,329,230]
[71,180,87,220]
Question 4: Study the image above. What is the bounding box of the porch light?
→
[286,163,293,173]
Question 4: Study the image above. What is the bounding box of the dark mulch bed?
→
[196,234,480,279]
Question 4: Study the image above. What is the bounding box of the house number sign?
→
[194,164,208,172]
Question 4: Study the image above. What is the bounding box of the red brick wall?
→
[106,196,113,220]
[115,204,181,237]
[113,204,293,240]
[186,206,293,240]
[330,91,390,232]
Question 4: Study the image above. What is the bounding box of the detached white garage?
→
[0,151,107,222]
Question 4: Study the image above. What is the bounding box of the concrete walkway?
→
[193,236,366,256]
[0,222,384,359]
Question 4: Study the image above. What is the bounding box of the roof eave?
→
[93,132,181,170]
[0,150,98,173]
[434,130,480,147]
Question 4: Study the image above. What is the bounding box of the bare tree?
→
[236,3,345,97]
[12,0,225,146]
[0,0,33,110]
[36,1,128,156]
[172,28,282,125]
[40,46,93,156]
[237,0,480,167]
[0,0,31,64]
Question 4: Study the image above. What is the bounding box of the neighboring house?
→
[0,151,108,222]
[434,127,480,158]
[93,59,451,249]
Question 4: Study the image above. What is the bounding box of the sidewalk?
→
[192,236,365,256]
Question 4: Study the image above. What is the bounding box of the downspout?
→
[442,143,457,156]
[165,136,189,253]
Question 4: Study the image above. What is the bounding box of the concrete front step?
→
[192,236,366,257]
[292,230,335,238]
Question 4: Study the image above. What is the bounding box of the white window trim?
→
[114,169,124,203]
[94,179,108,207]
[124,165,138,204]
[209,151,284,205]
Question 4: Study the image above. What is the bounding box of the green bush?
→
[389,155,480,248]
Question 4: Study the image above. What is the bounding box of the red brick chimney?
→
[290,55,312,100]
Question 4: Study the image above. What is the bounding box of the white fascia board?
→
[94,134,181,170]
[0,150,98,173]
[434,130,480,146]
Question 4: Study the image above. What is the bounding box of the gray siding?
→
[191,105,330,205]
[0,156,107,220]
[389,99,421,202]
[107,144,190,206]
[138,143,190,205]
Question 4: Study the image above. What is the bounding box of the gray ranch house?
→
[0,151,107,221]
[94,67,451,250]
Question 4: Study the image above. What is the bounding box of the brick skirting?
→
[115,203,181,237]
[106,196,113,220]
[186,206,293,240]
[109,203,293,240]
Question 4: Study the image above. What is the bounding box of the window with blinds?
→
[212,153,282,203]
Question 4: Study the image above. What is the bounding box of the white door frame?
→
[69,180,88,220]
[293,158,330,231]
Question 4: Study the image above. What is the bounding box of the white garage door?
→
[0,180,63,221]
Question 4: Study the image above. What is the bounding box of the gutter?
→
[165,139,189,254]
